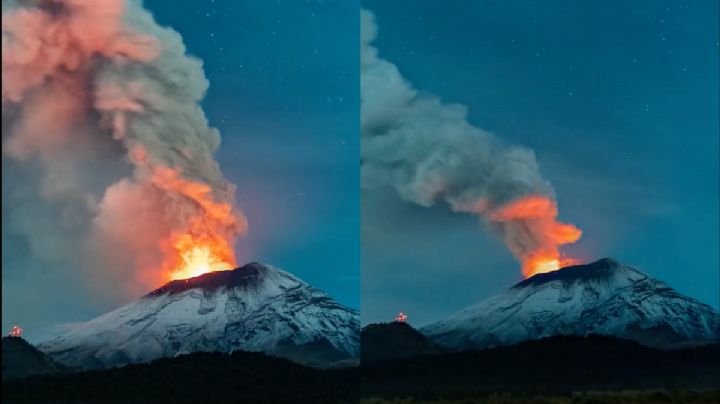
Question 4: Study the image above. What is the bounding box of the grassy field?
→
[361,389,720,404]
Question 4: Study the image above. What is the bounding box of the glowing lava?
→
[170,244,234,280]
[523,253,580,277]
[139,162,245,282]
[490,195,582,278]
[166,234,236,281]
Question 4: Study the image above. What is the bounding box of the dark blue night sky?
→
[362,0,718,325]
[147,0,360,308]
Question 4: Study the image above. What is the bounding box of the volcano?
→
[421,258,720,351]
[37,263,359,369]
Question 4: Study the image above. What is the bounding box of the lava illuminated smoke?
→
[2,0,246,289]
[361,9,582,278]
[489,195,582,277]
[168,239,233,280]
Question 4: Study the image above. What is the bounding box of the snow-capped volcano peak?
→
[513,258,645,289]
[148,262,305,297]
[422,258,720,351]
[38,263,359,369]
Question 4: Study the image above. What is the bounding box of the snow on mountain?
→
[38,263,359,369]
[421,258,720,351]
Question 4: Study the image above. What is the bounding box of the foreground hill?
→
[2,337,65,380]
[4,334,719,403]
[361,322,445,364]
[360,334,720,398]
[3,350,357,404]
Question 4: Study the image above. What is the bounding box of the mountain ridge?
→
[513,258,629,287]
[148,262,297,296]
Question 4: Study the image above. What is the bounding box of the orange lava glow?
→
[163,204,236,280]
[490,195,582,278]
[144,162,244,282]
[523,253,581,277]
[166,235,236,281]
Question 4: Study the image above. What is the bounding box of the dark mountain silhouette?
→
[4,334,719,403]
[2,337,65,380]
[361,322,445,364]
[3,349,357,404]
[359,334,720,398]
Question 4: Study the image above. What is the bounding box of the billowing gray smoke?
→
[2,0,246,317]
[361,9,581,277]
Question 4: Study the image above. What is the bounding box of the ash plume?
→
[2,0,246,297]
[361,9,581,277]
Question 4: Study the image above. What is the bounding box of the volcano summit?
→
[38,263,360,369]
[422,258,720,350]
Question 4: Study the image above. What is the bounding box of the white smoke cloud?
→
[361,9,580,276]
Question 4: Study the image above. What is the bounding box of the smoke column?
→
[361,9,581,277]
[2,0,247,291]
